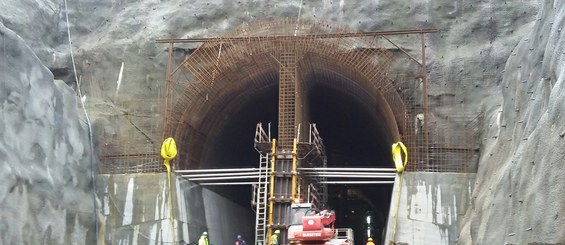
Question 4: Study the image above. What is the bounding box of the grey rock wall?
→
[1,0,64,70]
[0,22,95,244]
[458,1,565,244]
[1,0,539,105]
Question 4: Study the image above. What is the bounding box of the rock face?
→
[458,1,565,244]
[0,23,94,244]
[1,0,539,103]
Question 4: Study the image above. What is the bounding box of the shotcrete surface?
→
[458,1,565,244]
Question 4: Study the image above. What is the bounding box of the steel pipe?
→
[181,171,260,178]
[183,175,260,181]
[319,181,395,184]
[301,171,397,176]
[175,168,262,173]
[301,174,396,178]
[298,167,396,172]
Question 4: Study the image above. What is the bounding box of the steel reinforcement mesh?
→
[99,19,483,173]
[99,99,165,174]
[392,73,483,172]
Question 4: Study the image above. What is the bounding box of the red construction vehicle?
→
[287,203,354,245]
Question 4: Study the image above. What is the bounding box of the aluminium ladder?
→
[254,153,270,245]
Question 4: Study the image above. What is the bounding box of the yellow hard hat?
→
[274,230,280,234]
[367,237,373,242]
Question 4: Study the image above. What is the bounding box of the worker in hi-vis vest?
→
[198,232,209,245]
[270,230,280,245]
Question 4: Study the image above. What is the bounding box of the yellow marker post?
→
[268,139,276,245]
[391,141,407,242]
[161,137,178,243]
[392,142,408,173]
[291,138,298,201]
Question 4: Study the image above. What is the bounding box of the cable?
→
[2,29,5,103]
[62,3,185,243]
[63,0,99,243]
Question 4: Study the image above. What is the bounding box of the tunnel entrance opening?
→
[201,73,395,244]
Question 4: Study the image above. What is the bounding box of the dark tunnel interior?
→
[307,82,394,244]
[203,78,394,244]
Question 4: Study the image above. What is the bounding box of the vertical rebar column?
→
[277,41,297,148]
[271,39,298,245]
[162,42,174,140]
[420,33,430,170]
[291,138,298,201]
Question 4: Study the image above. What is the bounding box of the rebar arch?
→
[166,19,407,169]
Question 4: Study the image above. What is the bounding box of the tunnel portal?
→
[162,19,429,244]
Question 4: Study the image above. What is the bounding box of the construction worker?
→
[198,231,209,245]
[235,234,247,245]
[270,230,280,245]
[366,237,375,245]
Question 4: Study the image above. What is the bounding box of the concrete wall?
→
[99,173,254,244]
[202,188,255,245]
[99,173,207,244]
[384,173,475,245]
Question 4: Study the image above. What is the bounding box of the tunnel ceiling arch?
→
[165,19,412,169]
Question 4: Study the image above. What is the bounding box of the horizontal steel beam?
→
[199,182,259,186]
[156,28,439,43]
[99,153,159,159]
